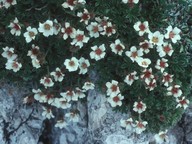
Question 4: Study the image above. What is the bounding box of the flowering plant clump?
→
[0,0,192,135]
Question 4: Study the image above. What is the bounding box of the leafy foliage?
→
[0,0,192,133]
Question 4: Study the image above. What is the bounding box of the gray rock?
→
[168,104,192,144]
[0,81,44,144]
[105,135,134,144]
[59,134,67,144]
[87,90,107,131]
[1,80,192,144]
[86,90,152,144]
[169,125,184,144]
[51,101,88,144]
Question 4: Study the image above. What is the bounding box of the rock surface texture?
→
[0,81,44,144]
[0,81,192,144]
[47,89,192,144]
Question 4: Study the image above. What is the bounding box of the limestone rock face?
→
[52,89,192,144]
[50,101,88,144]
[0,81,44,144]
[0,81,192,144]
[86,91,152,144]
[52,90,152,144]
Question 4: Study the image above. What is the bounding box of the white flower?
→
[124,71,138,86]
[32,58,41,69]
[55,119,68,129]
[75,87,86,98]
[23,96,30,104]
[78,57,90,74]
[45,93,55,104]
[77,8,90,25]
[32,89,47,103]
[61,22,76,40]
[2,46,17,60]
[71,30,89,48]
[162,72,173,87]
[135,120,148,134]
[86,22,103,38]
[139,40,153,54]
[167,85,182,98]
[110,39,125,56]
[101,22,116,37]
[90,44,106,61]
[77,0,86,4]
[95,16,109,27]
[40,77,54,89]
[38,20,54,37]
[5,60,22,72]
[107,94,124,107]
[50,67,65,82]
[140,68,154,84]
[60,90,78,101]
[133,101,146,114]
[52,98,71,109]
[27,44,40,59]
[82,81,95,91]
[42,107,55,119]
[65,111,80,123]
[58,98,71,109]
[176,96,189,110]
[62,0,77,10]
[136,57,151,68]
[64,57,79,72]
[106,80,120,97]
[164,26,181,43]
[148,31,164,46]
[23,26,38,43]
[3,0,17,9]
[122,0,139,4]
[155,58,168,73]
[154,130,169,144]
[133,21,149,36]
[145,78,157,91]
[125,46,143,62]
[156,43,174,57]
[53,19,61,35]
[120,118,135,131]
[8,17,21,36]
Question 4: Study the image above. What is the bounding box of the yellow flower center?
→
[69,61,75,66]
[152,37,159,43]
[44,24,51,30]
[142,61,148,66]
[29,31,35,37]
